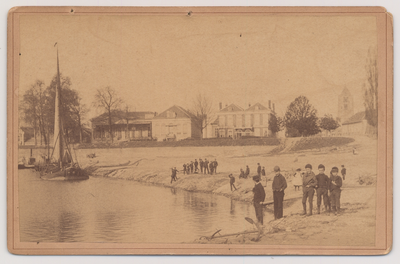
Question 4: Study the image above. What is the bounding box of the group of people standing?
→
[300,164,343,216]
[251,163,344,229]
[182,158,219,175]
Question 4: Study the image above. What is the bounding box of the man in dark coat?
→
[272,166,287,220]
[341,165,346,180]
[257,163,262,177]
[194,159,199,173]
[315,164,331,214]
[209,161,214,175]
[204,159,209,174]
[239,168,245,179]
[170,167,179,184]
[186,163,190,174]
[183,164,187,175]
[190,161,194,174]
[245,165,250,178]
[199,159,204,173]
[252,175,266,225]
[214,159,218,174]
[229,174,237,191]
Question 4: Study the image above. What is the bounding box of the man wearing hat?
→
[252,175,266,225]
[272,166,287,220]
[257,163,262,177]
[315,164,330,214]
[330,167,343,215]
[301,164,317,216]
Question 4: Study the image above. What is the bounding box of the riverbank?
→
[18,135,377,245]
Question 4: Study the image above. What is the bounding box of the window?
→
[260,114,263,125]
[242,114,245,127]
[183,123,188,134]
[233,115,236,127]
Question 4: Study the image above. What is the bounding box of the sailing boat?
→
[38,44,89,181]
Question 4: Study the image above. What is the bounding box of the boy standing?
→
[341,165,346,180]
[330,167,343,215]
[272,166,287,220]
[199,159,204,173]
[257,163,262,177]
[252,175,266,225]
[229,174,237,191]
[315,164,330,214]
[170,167,179,184]
[214,159,218,173]
[301,164,317,216]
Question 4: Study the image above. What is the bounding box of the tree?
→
[319,114,340,133]
[188,92,215,138]
[93,86,123,143]
[284,95,320,137]
[268,113,283,136]
[363,47,378,135]
[70,95,89,143]
[44,73,82,143]
[21,80,43,145]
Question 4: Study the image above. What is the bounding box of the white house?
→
[151,105,202,141]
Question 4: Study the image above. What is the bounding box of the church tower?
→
[337,87,354,123]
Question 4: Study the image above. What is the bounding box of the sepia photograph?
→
[7,6,392,255]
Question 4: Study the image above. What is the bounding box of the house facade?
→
[152,105,201,141]
[215,102,273,138]
[91,111,155,141]
[341,111,374,135]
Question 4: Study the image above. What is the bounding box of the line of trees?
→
[20,74,89,145]
[268,95,339,138]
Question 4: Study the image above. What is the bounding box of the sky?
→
[18,14,377,122]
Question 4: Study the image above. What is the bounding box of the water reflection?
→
[19,170,267,243]
[57,211,84,242]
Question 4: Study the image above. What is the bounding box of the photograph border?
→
[7,6,393,255]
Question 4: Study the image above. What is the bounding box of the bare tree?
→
[93,86,123,143]
[363,47,378,135]
[189,92,215,138]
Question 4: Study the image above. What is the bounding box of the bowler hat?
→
[305,164,312,169]
[252,175,260,182]
[318,164,325,170]
[274,166,280,172]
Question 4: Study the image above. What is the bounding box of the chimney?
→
[249,103,251,107]
[268,100,271,109]
[272,103,275,112]
[219,102,222,110]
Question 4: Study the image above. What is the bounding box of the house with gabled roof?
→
[151,105,201,141]
[215,102,274,138]
[341,111,374,135]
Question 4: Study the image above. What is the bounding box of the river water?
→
[18,169,265,243]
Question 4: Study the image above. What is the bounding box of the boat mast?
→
[53,43,64,168]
